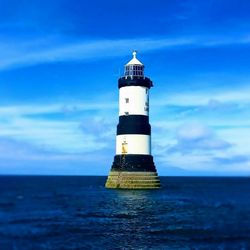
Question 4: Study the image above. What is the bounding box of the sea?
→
[0,176,250,250]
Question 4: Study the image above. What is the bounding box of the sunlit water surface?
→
[0,176,250,249]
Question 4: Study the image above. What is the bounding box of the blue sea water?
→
[0,176,250,250]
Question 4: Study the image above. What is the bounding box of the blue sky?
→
[0,0,250,175]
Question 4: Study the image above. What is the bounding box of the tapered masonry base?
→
[105,171,161,189]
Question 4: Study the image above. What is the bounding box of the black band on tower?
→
[111,154,156,172]
[118,76,153,89]
[117,115,151,135]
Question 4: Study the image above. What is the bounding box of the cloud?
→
[0,137,46,159]
[0,88,249,174]
[0,101,117,154]
[153,121,250,174]
[151,88,250,131]
[0,99,116,175]
[79,117,115,140]
[214,155,250,166]
[0,37,192,70]
[1,34,250,70]
[151,89,250,174]
[168,123,232,154]
[0,101,116,117]
[0,136,109,161]
[0,136,113,175]
[153,122,232,172]
[153,88,250,107]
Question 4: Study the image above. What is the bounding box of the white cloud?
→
[0,37,193,70]
[169,122,232,153]
[1,34,250,70]
[0,101,116,117]
[0,86,249,174]
[152,88,250,107]
[153,122,250,173]
[0,101,117,154]
[150,88,250,173]
[0,136,114,175]
[0,136,110,161]
[176,122,212,141]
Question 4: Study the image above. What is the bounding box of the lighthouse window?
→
[125,98,129,103]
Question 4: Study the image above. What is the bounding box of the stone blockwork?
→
[105,171,161,189]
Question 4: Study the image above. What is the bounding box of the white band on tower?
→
[116,134,151,155]
[119,86,149,116]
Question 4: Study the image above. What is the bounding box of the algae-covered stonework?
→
[105,171,160,189]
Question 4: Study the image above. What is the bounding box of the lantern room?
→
[124,51,144,78]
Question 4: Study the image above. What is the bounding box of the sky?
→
[0,0,250,176]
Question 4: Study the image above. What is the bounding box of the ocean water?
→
[0,176,250,250]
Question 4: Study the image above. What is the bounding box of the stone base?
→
[105,171,161,189]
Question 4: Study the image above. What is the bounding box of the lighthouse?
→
[105,51,160,189]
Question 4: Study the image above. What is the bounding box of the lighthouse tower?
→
[105,51,160,189]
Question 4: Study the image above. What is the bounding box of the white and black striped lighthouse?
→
[105,51,160,189]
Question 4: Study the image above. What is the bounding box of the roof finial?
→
[132,50,137,59]
[125,50,143,66]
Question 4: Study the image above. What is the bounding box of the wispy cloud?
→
[152,88,250,107]
[0,93,117,174]
[0,37,192,70]
[0,78,250,174]
[169,122,232,153]
[0,100,116,154]
[153,120,250,174]
[0,136,111,162]
[0,136,113,175]
[0,101,116,116]
[1,34,250,70]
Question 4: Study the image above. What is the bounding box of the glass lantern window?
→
[125,65,144,77]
